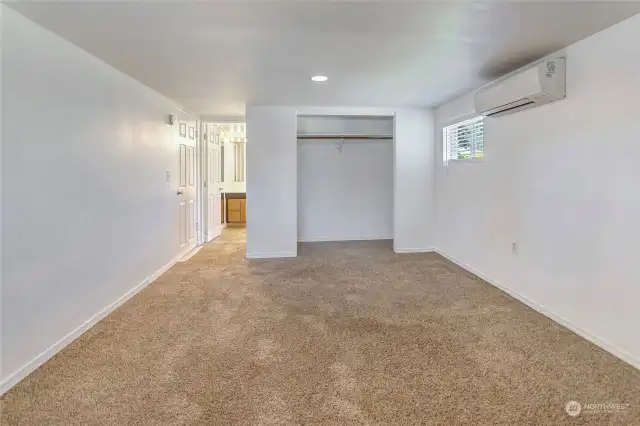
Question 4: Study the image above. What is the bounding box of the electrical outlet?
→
[512,241,518,255]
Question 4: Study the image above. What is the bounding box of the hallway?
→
[2,228,639,425]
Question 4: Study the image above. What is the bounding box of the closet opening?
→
[296,114,394,248]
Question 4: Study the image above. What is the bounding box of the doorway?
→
[203,122,247,243]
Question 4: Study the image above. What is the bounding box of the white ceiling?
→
[9,1,640,117]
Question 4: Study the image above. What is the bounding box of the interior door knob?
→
[177,189,184,195]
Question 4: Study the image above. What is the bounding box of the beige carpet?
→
[2,228,639,425]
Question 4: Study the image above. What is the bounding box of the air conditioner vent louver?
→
[485,99,535,117]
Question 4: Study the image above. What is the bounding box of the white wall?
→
[0,6,5,384]
[297,115,393,137]
[246,107,298,258]
[1,7,192,391]
[434,13,640,368]
[393,110,435,253]
[246,106,434,258]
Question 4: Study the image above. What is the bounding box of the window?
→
[233,142,245,183]
[443,116,484,163]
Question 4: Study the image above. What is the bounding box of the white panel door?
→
[206,126,223,242]
[178,119,198,251]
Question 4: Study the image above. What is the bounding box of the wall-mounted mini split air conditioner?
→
[475,57,566,117]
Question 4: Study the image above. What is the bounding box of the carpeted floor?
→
[2,228,639,425]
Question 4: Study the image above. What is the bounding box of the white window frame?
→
[443,116,484,165]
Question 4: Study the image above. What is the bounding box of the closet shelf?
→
[296,135,392,140]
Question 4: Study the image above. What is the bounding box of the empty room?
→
[1,1,639,425]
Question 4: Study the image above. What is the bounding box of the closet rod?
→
[296,135,392,140]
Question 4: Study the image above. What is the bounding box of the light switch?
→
[166,170,171,182]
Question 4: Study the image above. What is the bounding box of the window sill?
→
[446,157,485,165]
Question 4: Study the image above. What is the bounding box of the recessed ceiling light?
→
[311,75,328,82]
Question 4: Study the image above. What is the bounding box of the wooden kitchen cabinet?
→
[228,199,242,212]
[226,197,246,224]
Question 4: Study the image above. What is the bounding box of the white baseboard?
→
[0,246,191,395]
[246,252,297,259]
[298,236,392,243]
[394,247,435,254]
[179,245,202,262]
[435,249,640,370]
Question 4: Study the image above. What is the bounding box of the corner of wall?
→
[392,108,436,252]
[245,106,298,258]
